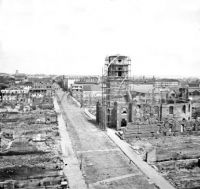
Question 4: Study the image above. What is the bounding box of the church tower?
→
[102,55,131,129]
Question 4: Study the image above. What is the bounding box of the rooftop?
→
[156,79,180,82]
[82,84,102,91]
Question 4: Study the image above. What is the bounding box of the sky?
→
[0,0,200,77]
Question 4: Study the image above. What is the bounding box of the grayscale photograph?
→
[0,0,200,188]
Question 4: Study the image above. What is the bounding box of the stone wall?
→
[162,103,191,121]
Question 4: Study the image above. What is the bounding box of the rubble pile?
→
[0,109,57,125]
[0,95,68,189]
[154,136,200,189]
[122,118,200,140]
[123,114,200,188]
[128,135,200,189]
[33,97,54,110]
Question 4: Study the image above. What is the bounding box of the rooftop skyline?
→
[0,0,200,77]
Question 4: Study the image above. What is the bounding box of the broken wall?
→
[162,103,191,121]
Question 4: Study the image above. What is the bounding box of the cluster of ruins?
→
[97,55,200,188]
[2,54,200,188]
[0,75,68,189]
[59,54,200,189]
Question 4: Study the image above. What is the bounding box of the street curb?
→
[106,128,175,189]
[84,108,96,120]
[70,95,81,107]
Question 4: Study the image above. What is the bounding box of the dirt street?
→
[56,90,157,189]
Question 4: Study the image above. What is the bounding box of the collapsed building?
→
[132,87,191,121]
[95,56,200,189]
[122,87,192,139]
[0,77,55,113]
[96,55,193,133]
[0,79,67,188]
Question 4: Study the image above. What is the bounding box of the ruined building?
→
[132,87,191,122]
[123,86,192,139]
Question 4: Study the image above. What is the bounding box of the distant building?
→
[1,86,30,102]
[188,83,200,88]
[154,79,179,88]
[62,78,68,91]
[71,83,102,107]
[71,84,83,104]
[75,76,99,84]
[82,84,102,107]
[29,78,54,96]
[188,83,200,99]
[71,84,83,92]
[131,84,154,104]
[14,71,27,84]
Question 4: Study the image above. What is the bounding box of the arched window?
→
[182,105,186,113]
[121,107,127,114]
[118,67,122,77]
[169,106,174,114]
[121,119,127,127]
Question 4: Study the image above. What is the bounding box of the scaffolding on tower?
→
[101,55,131,130]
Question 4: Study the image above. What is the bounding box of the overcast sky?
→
[0,0,200,77]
